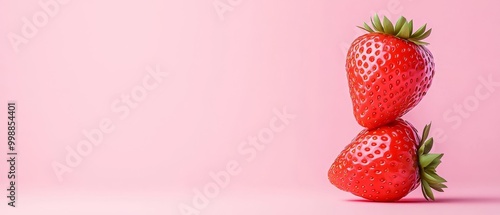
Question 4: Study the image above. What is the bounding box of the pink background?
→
[1,0,500,214]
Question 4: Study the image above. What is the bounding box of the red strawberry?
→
[328,119,446,201]
[346,15,435,129]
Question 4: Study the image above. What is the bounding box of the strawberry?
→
[328,119,446,201]
[346,15,435,129]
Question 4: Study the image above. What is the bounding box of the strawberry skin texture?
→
[328,119,421,201]
[346,33,435,129]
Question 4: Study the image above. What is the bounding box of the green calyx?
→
[358,14,432,45]
[418,123,447,201]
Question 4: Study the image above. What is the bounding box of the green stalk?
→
[358,14,432,45]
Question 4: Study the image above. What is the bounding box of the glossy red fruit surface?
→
[328,118,421,201]
[346,33,434,129]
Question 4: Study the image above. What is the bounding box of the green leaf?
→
[421,123,431,144]
[420,153,442,167]
[422,171,443,184]
[426,170,447,183]
[413,29,433,41]
[383,16,394,34]
[372,14,384,32]
[395,22,411,38]
[408,20,414,35]
[424,138,434,154]
[429,183,448,190]
[428,181,447,192]
[370,18,377,31]
[361,22,374,32]
[394,16,407,33]
[411,24,427,38]
[422,180,435,200]
[436,183,448,189]
[422,172,437,183]
[409,39,430,46]
[426,166,436,173]
[427,158,442,169]
[418,143,426,156]
[421,184,429,201]
[429,183,444,192]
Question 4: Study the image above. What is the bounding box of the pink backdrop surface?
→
[1,0,500,214]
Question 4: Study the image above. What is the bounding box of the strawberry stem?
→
[417,123,447,201]
[358,14,432,46]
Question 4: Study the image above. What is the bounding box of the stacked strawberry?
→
[328,15,446,201]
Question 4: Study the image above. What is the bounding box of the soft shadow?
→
[346,197,500,204]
